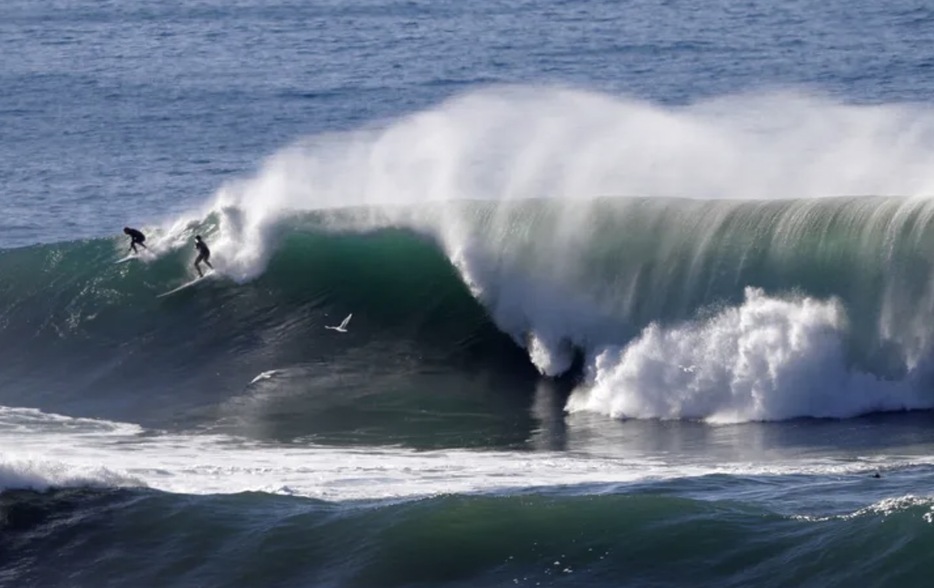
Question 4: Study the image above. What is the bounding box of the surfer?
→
[123,227,148,254]
[194,235,214,277]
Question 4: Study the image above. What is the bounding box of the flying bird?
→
[249,370,279,384]
[325,313,353,333]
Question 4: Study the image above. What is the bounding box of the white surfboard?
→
[157,272,214,298]
[116,251,155,264]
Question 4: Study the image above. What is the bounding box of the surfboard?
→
[157,272,214,298]
[116,251,155,264]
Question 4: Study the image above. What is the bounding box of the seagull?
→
[250,370,279,384]
[325,313,352,333]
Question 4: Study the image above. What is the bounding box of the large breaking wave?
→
[7,87,934,423]
[4,196,934,424]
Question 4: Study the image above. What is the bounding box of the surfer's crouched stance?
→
[124,227,147,254]
[194,235,214,277]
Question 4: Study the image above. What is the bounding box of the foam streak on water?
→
[3,405,932,502]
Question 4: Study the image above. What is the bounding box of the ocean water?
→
[5,0,934,586]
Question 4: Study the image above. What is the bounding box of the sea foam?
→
[567,288,928,422]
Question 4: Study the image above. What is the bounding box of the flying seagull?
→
[325,313,352,333]
[249,370,279,384]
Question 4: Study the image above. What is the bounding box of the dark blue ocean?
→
[5,1,934,586]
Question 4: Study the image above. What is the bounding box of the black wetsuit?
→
[194,239,213,276]
[126,228,146,253]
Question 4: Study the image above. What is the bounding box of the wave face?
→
[0,223,536,440]
[4,196,934,426]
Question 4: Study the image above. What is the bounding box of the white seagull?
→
[325,313,352,333]
[249,370,279,384]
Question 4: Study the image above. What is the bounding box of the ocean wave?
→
[5,193,934,423]
[10,86,934,423]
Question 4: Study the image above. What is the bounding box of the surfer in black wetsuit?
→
[123,227,148,254]
[194,235,214,277]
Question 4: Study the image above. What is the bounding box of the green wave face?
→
[3,196,934,426]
